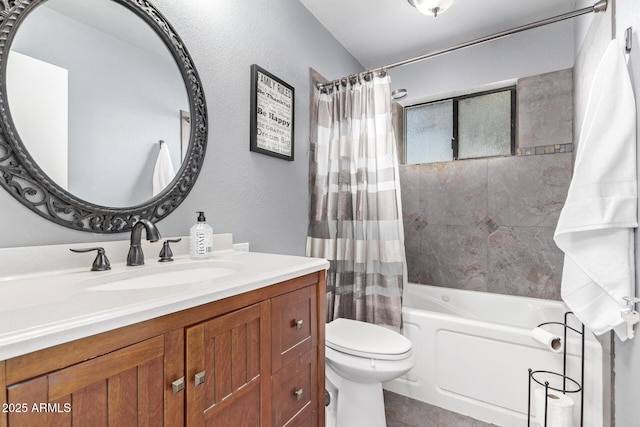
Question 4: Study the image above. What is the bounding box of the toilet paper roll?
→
[531,327,563,353]
[534,388,574,427]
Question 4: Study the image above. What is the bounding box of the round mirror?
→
[0,0,207,232]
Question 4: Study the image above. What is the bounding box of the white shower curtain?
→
[306,74,407,330]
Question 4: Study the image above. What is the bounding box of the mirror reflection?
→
[6,0,190,207]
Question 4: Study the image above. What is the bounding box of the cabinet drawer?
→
[272,349,317,427]
[286,411,316,427]
[271,285,317,372]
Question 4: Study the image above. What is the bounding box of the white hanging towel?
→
[554,39,637,341]
[152,141,176,196]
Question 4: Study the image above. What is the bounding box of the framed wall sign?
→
[250,64,294,161]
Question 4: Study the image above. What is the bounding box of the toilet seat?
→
[326,318,412,361]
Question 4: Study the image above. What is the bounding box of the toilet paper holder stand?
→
[527,311,584,427]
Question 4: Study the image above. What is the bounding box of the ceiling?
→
[300,0,581,70]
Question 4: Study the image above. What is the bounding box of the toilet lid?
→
[326,318,412,360]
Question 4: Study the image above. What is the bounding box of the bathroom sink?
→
[85,263,238,291]
[0,261,241,313]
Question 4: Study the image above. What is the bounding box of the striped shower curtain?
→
[306,74,406,330]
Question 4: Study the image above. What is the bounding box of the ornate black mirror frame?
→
[0,0,207,232]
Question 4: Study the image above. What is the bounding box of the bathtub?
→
[383,283,603,427]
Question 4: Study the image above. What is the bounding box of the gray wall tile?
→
[398,69,573,301]
[487,226,564,299]
[399,164,422,221]
[488,153,572,227]
[404,229,422,283]
[412,225,488,292]
[518,68,573,149]
[417,160,488,226]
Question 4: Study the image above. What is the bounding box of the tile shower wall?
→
[400,69,573,300]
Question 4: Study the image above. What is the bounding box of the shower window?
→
[404,87,516,164]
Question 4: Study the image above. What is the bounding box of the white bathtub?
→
[383,283,603,427]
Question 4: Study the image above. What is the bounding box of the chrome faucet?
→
[127,219,161,266]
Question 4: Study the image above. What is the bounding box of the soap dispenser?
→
[190,211,213,259]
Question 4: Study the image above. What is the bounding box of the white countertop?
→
[0,250,328,360]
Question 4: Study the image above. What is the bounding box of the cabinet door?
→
[6,336,165,427]
[186,302,270,427]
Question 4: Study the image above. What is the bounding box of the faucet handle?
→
[70,247,111,271]
[159,239,182,262]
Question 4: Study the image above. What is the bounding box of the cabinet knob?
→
[294,388,304,401]
[195,370,206,387]
[293,319,304,329]
[172,377,185,394]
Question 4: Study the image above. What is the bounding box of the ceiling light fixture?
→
[407,0,455,17]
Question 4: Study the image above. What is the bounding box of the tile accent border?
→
[517,143,574,156]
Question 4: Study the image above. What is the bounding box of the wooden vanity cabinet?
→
[0,271,326,427]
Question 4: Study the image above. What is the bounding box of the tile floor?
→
[384,390,499,427]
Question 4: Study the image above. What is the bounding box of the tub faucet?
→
[127,219,161,266]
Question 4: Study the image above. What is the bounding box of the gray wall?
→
[390,18,575,106]
[400,69,573,299]
[0,0,362,254]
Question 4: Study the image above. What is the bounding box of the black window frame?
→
[404,86,517,164]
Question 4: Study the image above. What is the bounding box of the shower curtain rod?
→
[317,0,608,90]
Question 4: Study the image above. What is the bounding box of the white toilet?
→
[325,318,415,427]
